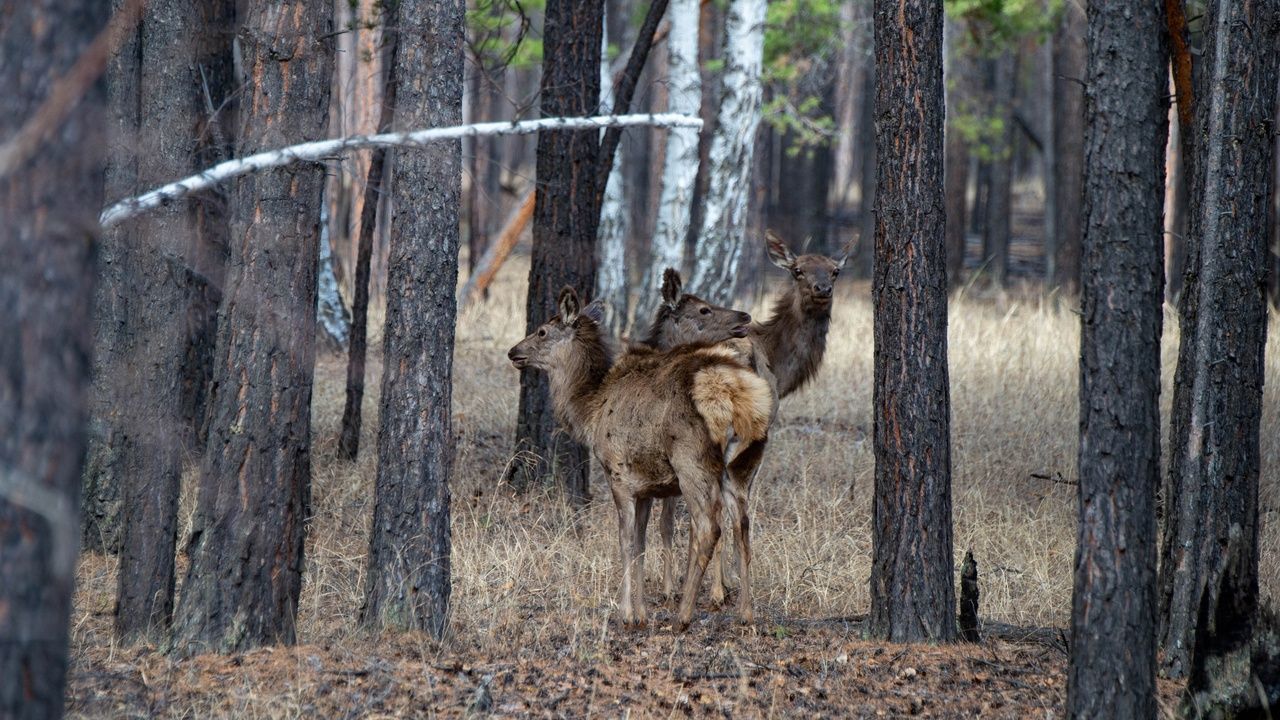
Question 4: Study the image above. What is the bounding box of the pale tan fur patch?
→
[692,365,774,448]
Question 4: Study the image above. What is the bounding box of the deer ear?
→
[835,236,857,270]
[582,299,606,325]
[558,286,580,323]
[661,268,683,307]
[766,231,796,270]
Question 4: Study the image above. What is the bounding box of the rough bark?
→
[1066,1,1166,716]
[89,0,223,643]
[170,0,332,656]
[1051,0,1085,296]
[0,2,106,716]
[1158,0,1279,684]
[639,0,701,328]
[868,0,955,644]
[688,0,767,305]
[512,0,603,501]
[981,50,1016,288]
[944,18,970,287]
[338,24,399,462]
[361,0,461,637]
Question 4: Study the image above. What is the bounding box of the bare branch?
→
[100,113,702,228]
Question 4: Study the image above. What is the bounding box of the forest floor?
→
[66,253,1279,718]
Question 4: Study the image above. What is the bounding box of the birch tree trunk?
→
[595,21,629,334]
[1067,1,1166,715]
[0,1,105,716]
[637,0,701,327]
[688,0,766,306]
[171,0,333,656]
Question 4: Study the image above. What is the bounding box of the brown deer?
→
[652,233,851,608]
[508,287,773,630]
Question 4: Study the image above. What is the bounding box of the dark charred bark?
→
[868,0,956,644]
[360,0,461,637]
[512,0,603,502]
[981,51,1016,288]
[89,0,230,643]
[1051,0,1085,296]
[1158,0,1279,684]
[170,0,332,656]
[959,550,980,643]
[1066,1,1166,716]
[338,23,399,462]
[0,2,106,716]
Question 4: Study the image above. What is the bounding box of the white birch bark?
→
[595,20,629,334]
[688,0,767,306]
[637,0,701,327]
[316,200,351,347]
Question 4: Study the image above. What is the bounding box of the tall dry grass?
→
[132,254,1279,656]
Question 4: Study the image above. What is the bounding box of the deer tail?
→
[691,362,774,449]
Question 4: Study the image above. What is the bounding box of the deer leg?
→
[659,497,676,608]
[632,497,653,626]
[726,438,767,625]
[612,489,640,629]
[708,526,727,608]
[673,452,723,631]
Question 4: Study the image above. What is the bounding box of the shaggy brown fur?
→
[508,287,773,630]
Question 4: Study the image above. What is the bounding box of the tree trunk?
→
[361,0,462,637]
[1066,2,1166,716]
[595,20,629,335]
[338,22,398,462]
[1157,0,1279,684]
[854,58,876,279]
[944,18,970,287]
[868,0,955,644]
[0,2,106,716]
[1051,0,1085,296]
[639,0,701,327]
[171,0,332,656]
[512,0,603,501]
[982,50,1016,288]
[688,0,767,305]
[90,0,225,643]
[1163,95,1187,305]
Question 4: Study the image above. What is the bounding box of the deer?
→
[650,233,851,609]
[507,287,773,630]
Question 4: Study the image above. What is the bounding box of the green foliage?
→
[945,0,1061,53]
[758,0,847,153]
[467,0,546,70]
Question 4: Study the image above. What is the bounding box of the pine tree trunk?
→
[982,50,1016,288]
[0,2,106,716]
[855,59,877,278]
[1066,2,1166,715]
[512,0,603,501]
[868,0,956,644]
[1051,0,1085,296]
[361,0,462,636]
[1157,0,1279,684]
[90,0,225,643]
[639,0,701,327]
[688,0,767,306]
[171,0,333,656]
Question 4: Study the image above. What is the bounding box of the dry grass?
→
[67,254,1280,717]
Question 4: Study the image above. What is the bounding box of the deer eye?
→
[538,328,547,338]
[699,307,711,316]
[792,269,804,279]
[832,268,840,278]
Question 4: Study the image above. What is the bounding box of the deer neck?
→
[754,286,831,398]
[546,329,612,442]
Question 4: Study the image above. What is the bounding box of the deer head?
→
[508,287,606,371]
[765,231,851,314]
[640,268,752,349]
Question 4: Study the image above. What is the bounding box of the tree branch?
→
[100,113,703,228]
